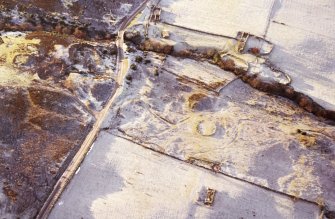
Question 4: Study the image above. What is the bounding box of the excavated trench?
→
[1,1,335,218]
[109,26,335,214]
[128,35,335,123]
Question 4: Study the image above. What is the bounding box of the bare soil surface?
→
[103,4,335,213]
[104,50,335,211]
[0,0,141,218]
[1,0,335,218]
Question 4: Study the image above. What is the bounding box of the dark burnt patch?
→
[26,31,73,54]
[21,32,116,83]
[0,0,142,40]
[0,87,30,144]
[0,86,93,218]
[28,88,85,116]
[0,0,135,217]
[69,44,102,73]
[36,60,67,80]
[91,80,117,105]
[29,113,88,140]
